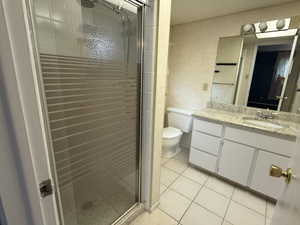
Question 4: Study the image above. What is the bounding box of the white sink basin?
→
[242,117,287,129]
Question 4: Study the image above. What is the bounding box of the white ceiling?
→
[171,0,297,25]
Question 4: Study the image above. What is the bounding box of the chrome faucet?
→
[256,110,278,120]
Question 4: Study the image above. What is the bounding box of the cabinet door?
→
[250,151,289,199]
[219,141,255,185]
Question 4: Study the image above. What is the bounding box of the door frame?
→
[0,0,60,224]
[25,0,147,223]
[0,0,152,225]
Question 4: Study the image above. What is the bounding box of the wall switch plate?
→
[203,83,208,91]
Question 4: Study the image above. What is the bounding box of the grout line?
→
[178,171,209,186]
[163,159,189,174]
[177,174,210,224]
[192,201,225,220]
[203,178,235,199]
[265,201,268,225]
[161,156,170,166]
[156,208,179,224]
[168,181,201,201]
[230,198,266,217]
[160,184,168,195]
[160,165,190,197]
[181,170,210,185]
[158,207,181,222]
[221,187,236,225]
[159,165,201,223]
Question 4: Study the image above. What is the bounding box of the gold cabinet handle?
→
[270,164,293,183]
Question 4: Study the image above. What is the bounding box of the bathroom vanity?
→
[189,108,298,199]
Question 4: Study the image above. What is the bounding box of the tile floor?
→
[130,148,276,225]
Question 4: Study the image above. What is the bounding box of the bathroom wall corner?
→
[150,0,172,210]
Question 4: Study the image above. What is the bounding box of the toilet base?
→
[162,145,182,159]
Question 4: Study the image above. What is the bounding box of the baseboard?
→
[148,200,160,212]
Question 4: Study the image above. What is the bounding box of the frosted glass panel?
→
[33,0,142,224]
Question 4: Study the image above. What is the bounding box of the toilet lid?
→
[163,127,183,139]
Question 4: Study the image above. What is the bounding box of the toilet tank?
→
[167,107,194,133]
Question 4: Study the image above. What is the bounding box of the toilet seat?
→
[163,127,183,139]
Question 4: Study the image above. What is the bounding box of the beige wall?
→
[151,0,172,208]
[167,1,300,111]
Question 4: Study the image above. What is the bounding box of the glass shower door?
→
[32,0,142,224]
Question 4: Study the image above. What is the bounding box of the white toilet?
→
[162,107,193,158]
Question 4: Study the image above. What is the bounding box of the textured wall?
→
[167,1,300,111]
[151,0,172,209]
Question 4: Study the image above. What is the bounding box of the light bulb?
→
[276,19,286,30]
[259,22,268,32]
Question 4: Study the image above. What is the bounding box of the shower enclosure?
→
[30,0,144,224]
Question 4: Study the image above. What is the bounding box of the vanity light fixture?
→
[253,18,297,39]
[256,29,298,39]
[254,18,291,33]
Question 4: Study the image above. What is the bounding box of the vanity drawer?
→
[191,131,220,155]
[193,118,223,136]
[224,126,294,157]
[189,148,217,172]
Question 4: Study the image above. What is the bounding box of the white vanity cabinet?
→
[190,117,296,199]
[218,141,255,186]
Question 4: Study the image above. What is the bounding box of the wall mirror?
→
[211,16,300,113]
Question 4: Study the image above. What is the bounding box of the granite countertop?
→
[193,108,300,138]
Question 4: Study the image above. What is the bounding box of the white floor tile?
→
[225,201,265,225]
[130,208,177,225]
[170,176,202,200]
[182,167,209,184]
[205,177,234,198]
[160,167,180,186]
[181,203,223,225]
[266,202,275,219]
[174,149,189,163]
[164,159,188,174]
[159,189,191,221]
[195,187,230,217]
[160,184,168,194]
[232,188,266,215]
[161,157,170,165]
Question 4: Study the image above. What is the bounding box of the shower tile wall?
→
[35,0,128,59]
